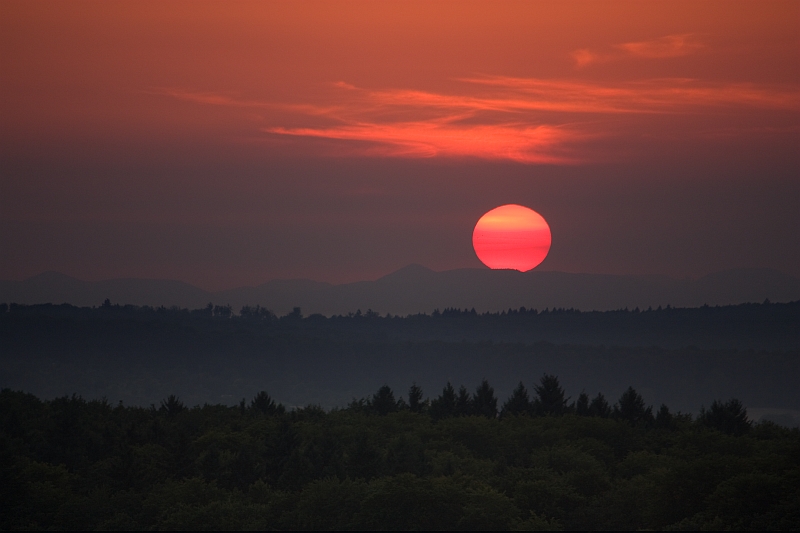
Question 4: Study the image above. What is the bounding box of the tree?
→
[408,383,424,413]
[372,385,398,416]
[472,379,498,419]
[213,304,233,319]
[655,404,673,429]
[501,382,531,417]
[250,391,284,415]
[699,398,750,436]
[534,374,569,416]
[429,382,457,420]
[456,385,473,417]
[614,387,653,426]
[282,307,303,322]
[589,393,611,418]
[575,392,590,416]
[159,395,185,417]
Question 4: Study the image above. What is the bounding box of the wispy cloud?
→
[266,122,581,164]
[617,34,705,59]
[465,76,800,111]
[571,49,612,68]
[156,77,800,164]
[574,34,705,67]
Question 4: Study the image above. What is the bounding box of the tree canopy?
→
[2,382,797,531]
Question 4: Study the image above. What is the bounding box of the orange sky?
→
[1,1,798,288]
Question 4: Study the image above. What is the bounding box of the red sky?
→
[1,1,798,289]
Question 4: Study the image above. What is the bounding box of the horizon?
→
[6,262,800,292]
[4,263,799,317]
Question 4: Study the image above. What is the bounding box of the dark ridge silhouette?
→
[2,265,799,315]
[1,300,798,418]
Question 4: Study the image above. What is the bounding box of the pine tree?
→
[429,382,457,420]
[159,395,185,417]
[614,387,653,426]
[408,383,424,413]
[456,385,473,416]
[655,404,673,429]
[575,392,590,416]
[472,379,498,419]
[250,391,285,415]
[534,374,569,416]
[589,393,612,418]
[700,398,750,436]
[501,382,532,417]
[371,385,398,416]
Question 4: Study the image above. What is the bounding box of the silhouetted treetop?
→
[430,382,457,420]
[534,374,569,416]
[456,385,472,417]
[408,383,424,413]
[589,393,612,418]
[372,385,398,416]
[700,398,751,436]
[250,391,285,416]
[472,379,498,419]
[575,392,590,416]
[159,394,185,417]
[501,382,532,417]
[614,387,654,426]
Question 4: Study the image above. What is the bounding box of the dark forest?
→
[1,300,799,529]
[2,380,799,530]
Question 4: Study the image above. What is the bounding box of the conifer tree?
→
[614,387,653,426]
[456,385,473,416]
[372,385,398,416]
[250,391,285,415]
[472,379,498,418]
[575,392,590,416]
[589,393,612,418]
[534,374,569,416]
[429,382,457,420]
[501,382,532,417]
[159,395,185,417]
[700,398,750,436]
[408,383,424,413]
[655,404,673,429]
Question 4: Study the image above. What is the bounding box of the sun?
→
[472,204,552,272]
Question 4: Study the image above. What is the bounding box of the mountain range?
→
[2,266,799,316]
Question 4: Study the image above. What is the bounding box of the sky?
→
[1,1,798,290]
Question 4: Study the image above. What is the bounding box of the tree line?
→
[3,298,797,351]
[2,376,794,530]
[339,376,751,436]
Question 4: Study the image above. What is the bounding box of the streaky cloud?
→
[154,77,800,164]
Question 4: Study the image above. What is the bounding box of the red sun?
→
[472,204,552,271]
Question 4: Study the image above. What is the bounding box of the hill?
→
[2,266,799,315]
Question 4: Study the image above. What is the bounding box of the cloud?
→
[464,76,800,112]
[156,77,800,164]
[573,34,704,67]
[265,122,581,164]
[571,49,612,68]
[617,34,704,59]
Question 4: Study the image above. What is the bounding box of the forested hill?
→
[1,299,798,350]
[3,266,799,316]
[1,300,798,414]
[2,386,798,530]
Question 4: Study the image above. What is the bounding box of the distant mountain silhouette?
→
[0,271,213,309]
[2,265,799,315]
